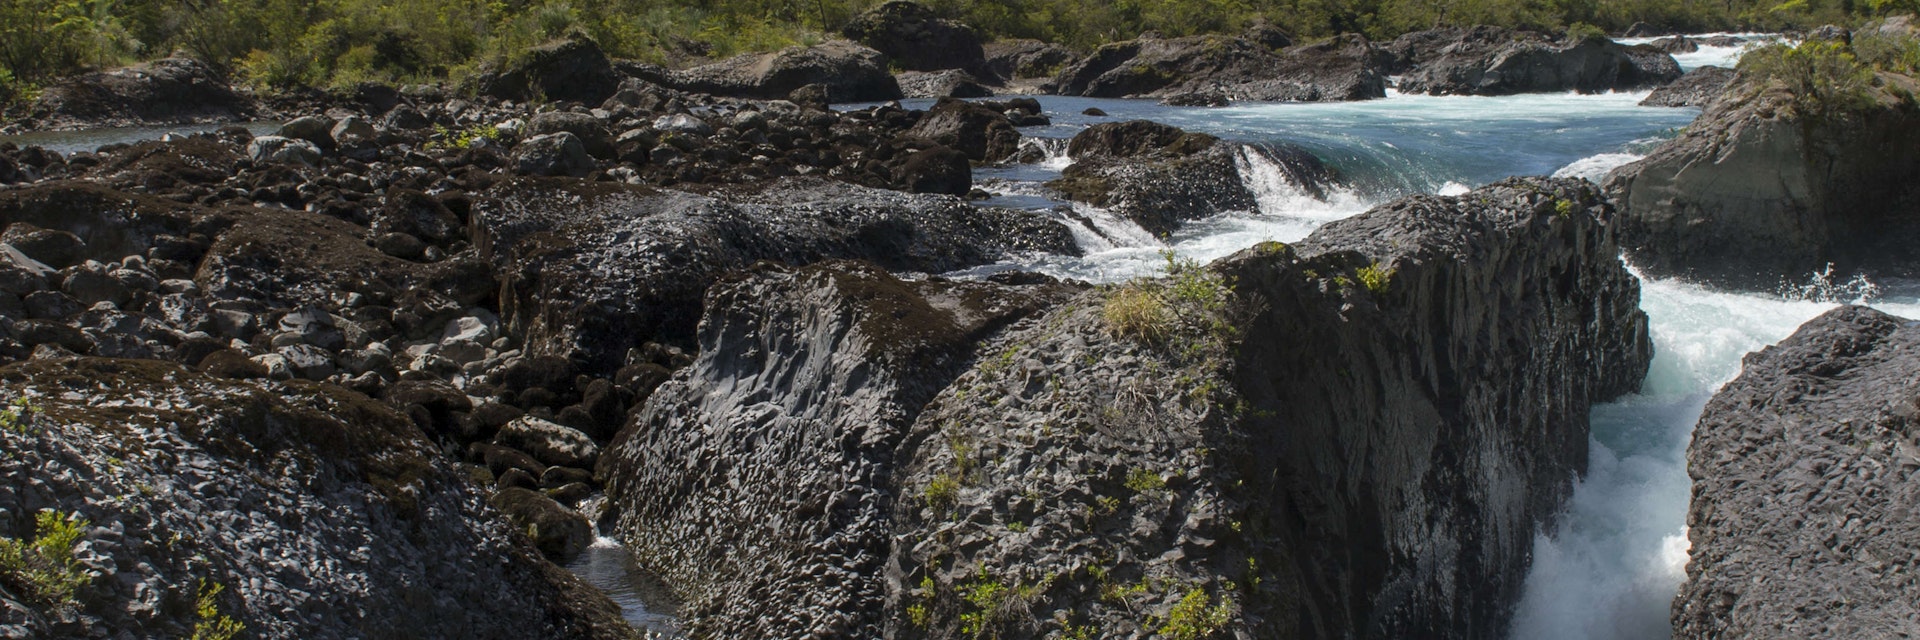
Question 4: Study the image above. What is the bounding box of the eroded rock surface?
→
[1674,306,1920,639]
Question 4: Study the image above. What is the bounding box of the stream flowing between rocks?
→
[11,34,1914,640]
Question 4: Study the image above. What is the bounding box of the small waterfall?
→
[565,497,684,637]
[1233,144,1375,222]
[1552,152,1645,184]
[1017,137,1074,170]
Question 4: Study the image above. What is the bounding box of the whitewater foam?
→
[1552,153,1644,183]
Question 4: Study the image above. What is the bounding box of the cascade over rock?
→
[1674,306,1920,638]
[1047,120,1332,237]
[596,177,1651,638]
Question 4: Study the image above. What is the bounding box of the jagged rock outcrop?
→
[473,37,624,105]
[1393,27,1681,96]
[1674,305,1920,639]
[1640,65,1736,107]
[1047,33,1389,102]
[1047,120,1332,237]
[598,261,1082,638]
[887,177,1649,639]
[658,41,903,103]
[594,177,1650,637]
[472,176,1078,371]
[0,358,636,639]
[10,58,253,131]
[899,97,1029,163]
[1605,63,1920,289]
[843,1,988,76]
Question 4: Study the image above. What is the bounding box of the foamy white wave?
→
[1437,182,1471,196]
[1552,153,1644,183]
[1234,145,1375,222]
[1018,137,1074,170]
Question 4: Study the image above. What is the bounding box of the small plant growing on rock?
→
[0,509,92,610]
[192,579,246,640]
[1356,262,1395,295]
[1159,587,1234,640]
[1103,284,1172,342]
[1124,467,1166,493]
[0,397,43,435]
[923,474,960,512]
[1739,40,1877,118]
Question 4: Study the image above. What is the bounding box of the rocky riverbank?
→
[1675,305,1920,638]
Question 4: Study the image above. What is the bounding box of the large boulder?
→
[1394,27,1682,95]
[473,37,622,105]
[471,176,1077,372]
[596,177,1650,637]
[16,57,252,130]
[1673,305,1920,639]
[1048,120,1333,237]
[1640,65,1736,107]
[981,39,1078,82]
[0,358,636,639]
[1605,64,1920,289]
[842,1,987,75]
[893,69,993,98]
[900,97,1021,162]
[598,260,1081,638]
[666,41,903,103]
[1049,33,1389,102]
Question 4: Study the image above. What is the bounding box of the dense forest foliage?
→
[0,0,1914,100]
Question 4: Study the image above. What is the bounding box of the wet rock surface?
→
[0,358,636,639]
[1640,65,1736,107]
[1606,62,1920,289]
[1393,27,1682,96]
[1674,305,1920,639]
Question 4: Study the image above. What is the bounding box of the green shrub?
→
[1356,262,1395,295]
[1124,467,1165,493]
[1102,284,1172,342]
[0,397,41,434]
[192,579,245,640]
[0,509,92,609]
[1160,587,1233,640]
[1739,40,1877,117]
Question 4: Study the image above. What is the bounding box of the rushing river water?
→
[12,35,1909,639]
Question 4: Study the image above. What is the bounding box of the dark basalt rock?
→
[598,260,1083,638]
[1048,120,1332,237]
[595,177,1650,638]
[1394,27,1682,96]
[981,39,1078,82]
[1674,305,1920,639]
[1640,65,1736,107]
[472,176,1078,372]
[900,97,1022,163]
[664,41,904,103]
[1605,64,1920,289]
[12,57,253,131]
[843,0,988,75]
[473,37,623,105]
[1048,33,1389,102]
[0,358,636,639]
[896,145,972,195]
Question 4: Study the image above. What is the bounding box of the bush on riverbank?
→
[0,0,1911,103]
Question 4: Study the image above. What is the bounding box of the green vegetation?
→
[1159,587,1234,640]
[192,579,246,640]
[0,397,41,435]
[1740,39,1879,116]
[3,0,1913,103]
[922,473,960,511]
[1123,467,1166,493]
[1102,250,1237,348]
[428,123,512,151]
[0,509,92,610]
[1355,261,1395,295]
